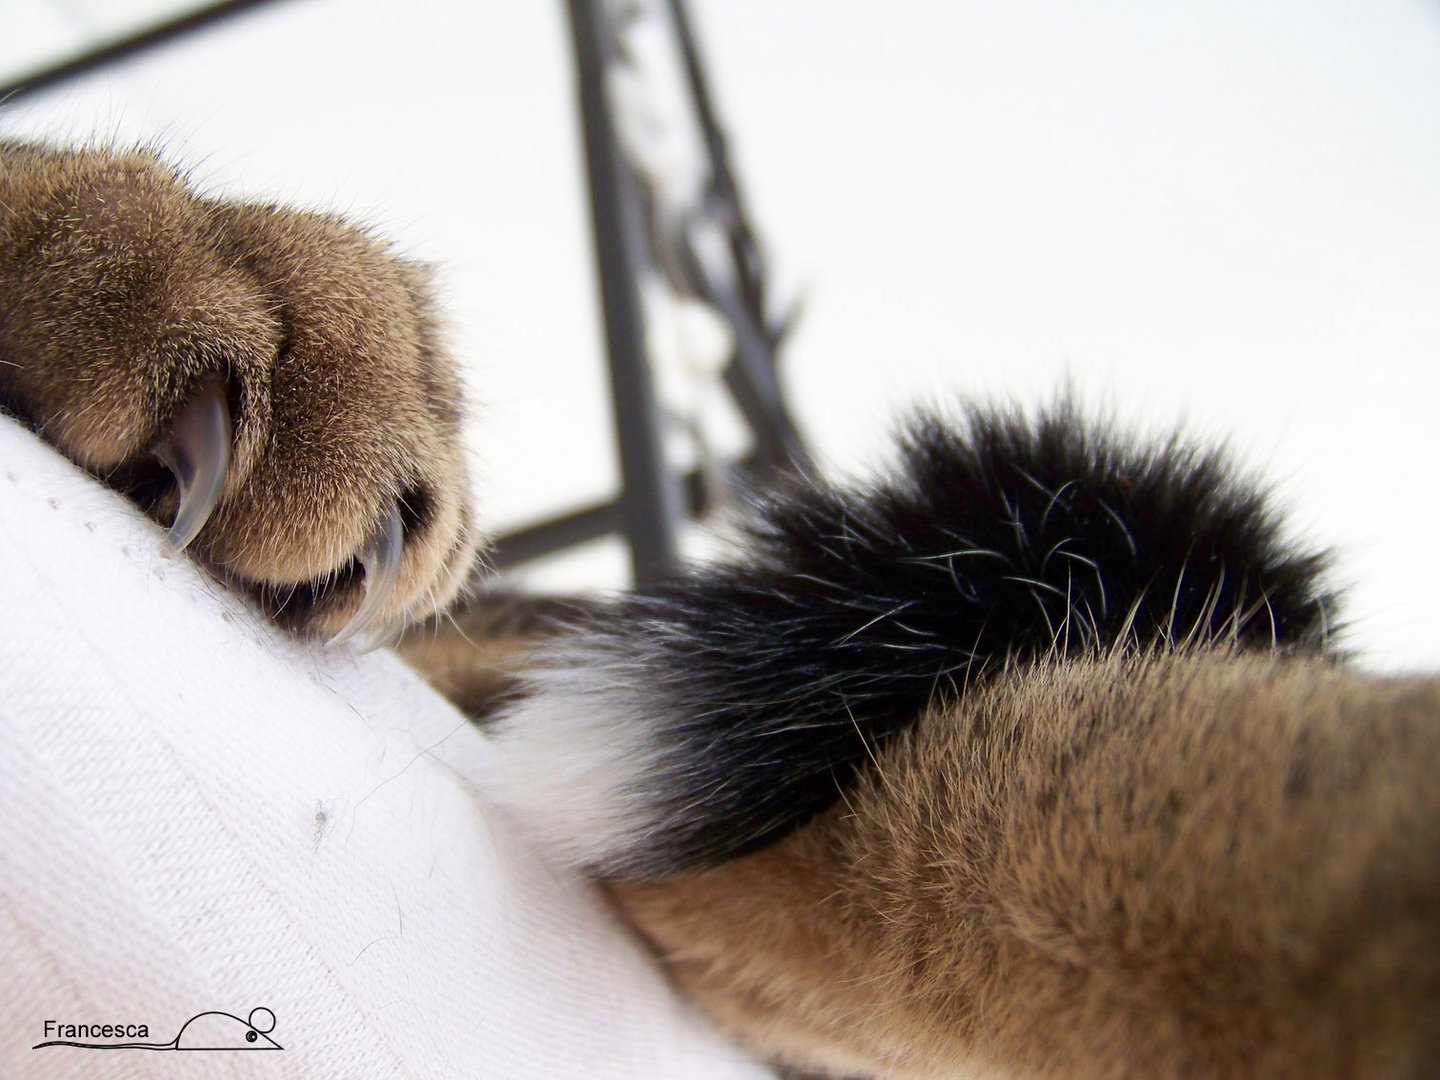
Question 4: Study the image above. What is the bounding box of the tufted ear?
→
[473,401,1336,878]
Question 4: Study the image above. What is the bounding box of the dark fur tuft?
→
[543,402,1336,874]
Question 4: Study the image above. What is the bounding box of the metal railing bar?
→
[0,0,290,105]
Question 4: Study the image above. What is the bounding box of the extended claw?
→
[326,504,405,649]
[154,376,232,554]
[352,620,404,656]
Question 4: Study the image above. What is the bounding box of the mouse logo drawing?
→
[33,1007,282,1051]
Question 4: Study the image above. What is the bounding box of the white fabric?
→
[0,417,768,1079]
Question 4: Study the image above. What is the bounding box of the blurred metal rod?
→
[665,0,766,316]
[0,0,290,105]
[716,290,812,474]
[565,0,683,586]
[665,0,811,475]
[489,456,757,571]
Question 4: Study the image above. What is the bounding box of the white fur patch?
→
[465,640,677,874]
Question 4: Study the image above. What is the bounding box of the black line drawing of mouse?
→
[32,1007,282,1051]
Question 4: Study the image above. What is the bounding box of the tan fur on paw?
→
[0,141,479,639]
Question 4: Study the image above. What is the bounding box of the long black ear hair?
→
[474,400,1336,878]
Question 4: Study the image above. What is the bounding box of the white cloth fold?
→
[0,417,766,1079]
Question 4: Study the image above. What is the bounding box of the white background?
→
[4,0,1439,670]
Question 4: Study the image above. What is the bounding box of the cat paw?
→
[0,142,479,644]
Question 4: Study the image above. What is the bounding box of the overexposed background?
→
[3,0,1438,670]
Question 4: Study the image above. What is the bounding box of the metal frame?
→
[565,0,684,583]
[2,0,810,585]
[0,0,286,102]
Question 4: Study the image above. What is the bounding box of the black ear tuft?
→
[488,401,1337,876]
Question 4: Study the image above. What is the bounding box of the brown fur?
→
[0,141,477,635]
[7,143,1439,1078]
[611,653,1440,1078]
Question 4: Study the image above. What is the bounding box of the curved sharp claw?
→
[353,620,404,656]
[154,376,231,554]
[326,504,405,649]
